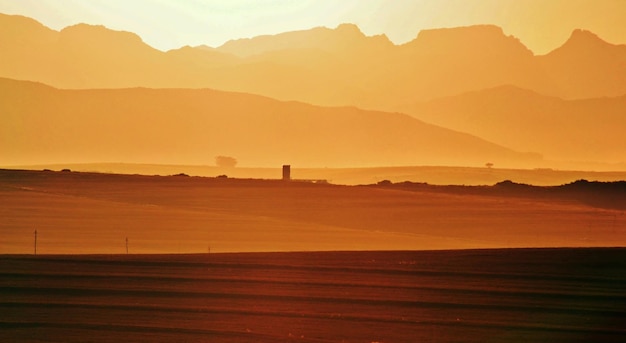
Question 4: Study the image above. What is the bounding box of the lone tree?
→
[485,162,494,169]
[215,156,237,168]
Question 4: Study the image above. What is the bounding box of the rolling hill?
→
[399,85,626,165]
[0,77,538,168]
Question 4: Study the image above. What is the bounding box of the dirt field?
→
[1,249,624,342]
[1,169,624,341]
[1,169,625,254]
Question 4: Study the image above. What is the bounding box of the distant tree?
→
[215,156,237,168]
[485,162,494,169]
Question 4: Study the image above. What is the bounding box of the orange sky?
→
[0,0,624,54]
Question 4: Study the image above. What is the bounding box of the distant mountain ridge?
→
[400,85,626,164]
[0,77,538,168]
[3,13,626,168]
[1,13,625,109]
[537,29,626,99]
[217,23,393,57]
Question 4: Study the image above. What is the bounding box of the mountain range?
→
[2,13,626,109]
[1,13,625,168]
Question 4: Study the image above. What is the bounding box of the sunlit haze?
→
[2,2,626,340]
[2,0,626,169]
[1,0,625,54]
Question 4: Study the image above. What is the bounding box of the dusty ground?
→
[1,249,625,342]
[1,169,624,254]
[2,169,624,341]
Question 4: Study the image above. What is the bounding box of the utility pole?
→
[126,237,129,254]
[34,229,37,255]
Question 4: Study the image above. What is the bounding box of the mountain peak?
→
[217,23,391,57]
[60,23,144,45]
[0,13,58,43]
[334,23,393,46]
[416,24,505,40]
[543,28,620,58]
[0,13,52,30]
[334,23,363,35]
[570,29,602,40]
[407,24,532,56]
[563,29,611,49]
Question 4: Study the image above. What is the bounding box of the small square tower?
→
[282,165,291,181]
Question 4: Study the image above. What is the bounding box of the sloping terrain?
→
[1,169,623,254]
[0,78,536,168]
[400,85,626,164]
[537,29,626,99]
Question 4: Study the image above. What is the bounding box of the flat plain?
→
[1,249,625,342]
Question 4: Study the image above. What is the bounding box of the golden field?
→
[1,168,624,254]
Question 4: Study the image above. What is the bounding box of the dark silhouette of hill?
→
[0,77,538,167]
[399,85,626,165]
[375,178,626,210]
[2,13,625,109]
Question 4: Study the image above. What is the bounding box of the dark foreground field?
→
[2,249,625,342]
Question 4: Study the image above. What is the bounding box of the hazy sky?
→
[1,0,625,54]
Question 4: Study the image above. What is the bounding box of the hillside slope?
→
[400,85,626,164]
[0,78,537,167]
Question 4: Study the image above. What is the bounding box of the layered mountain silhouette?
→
[2,13,625,109]
[399,85,626,165]
[2,13,625,168]
[537,29,626,99]
[0,77,538,167]
[217,23,393,58]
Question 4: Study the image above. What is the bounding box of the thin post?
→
[34,229,37,255]
[126,237,128,254]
